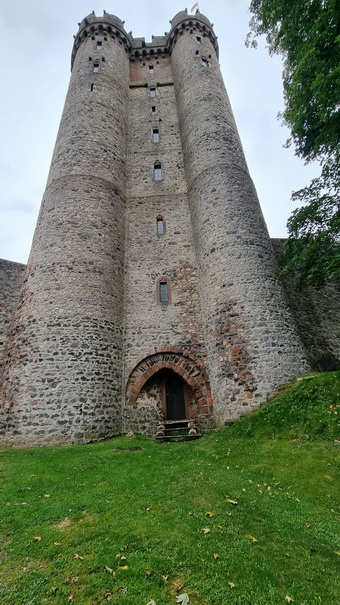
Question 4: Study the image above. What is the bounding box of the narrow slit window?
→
[150,87,156,97]
[96,41,103,49]
[159,281,169,303]
[153,128,160,143]
[93,63,100,72]
[157,218,165,234]
[154,163,162,181]
[149,64,154,73]
[151,106,157,115]
[196,36,202,43]
[90,83,94,91]
[201,58,209,67]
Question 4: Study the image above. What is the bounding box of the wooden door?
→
[166,374,186,420]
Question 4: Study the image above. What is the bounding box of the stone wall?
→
[124,56,207,382]
[272,239,340,370]
[0,259,26,374]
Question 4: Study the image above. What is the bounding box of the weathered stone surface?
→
[0,260,25,372]
[0,9,339,446]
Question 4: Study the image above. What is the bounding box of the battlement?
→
[169,9,214,33]
[71,9,218,69]
[71,11,132,69]
[132,36,168,50]
[167,9,218,57]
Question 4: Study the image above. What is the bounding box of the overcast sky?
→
[0,0,319,265]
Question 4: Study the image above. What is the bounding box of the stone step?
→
[155,420,200,442]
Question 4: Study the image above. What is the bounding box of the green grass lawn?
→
[1,372,339,604]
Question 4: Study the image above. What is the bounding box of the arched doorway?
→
[165,373,186,420]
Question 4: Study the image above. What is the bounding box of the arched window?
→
[154,162,162,181]
[153,128,160,142]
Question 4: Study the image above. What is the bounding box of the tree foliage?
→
[247,0,340,288]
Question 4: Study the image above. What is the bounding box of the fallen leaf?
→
[202,528,211,534]
[305,524,311,528]
[161,575,168,582]
[172,577,184,592]
[71,577,78,583]
[118,565,128,571]
[205,511,214,517]
[73,554,83,560]
[33,537,41,542]
[54,542,62,546]
[68,595,74,602]
[146,601,156,605]
[228,582,235,588]
[120,556,127,561]
[104,565,113,574]
[225,498,238,505]
[118,587,128,594]
[285,596,294,603]
[145,569,152,576]
[248,536,258,543]
[43,494,51,498]
[213,553,221,559]
[176,594,190,604]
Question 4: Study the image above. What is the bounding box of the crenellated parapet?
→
[71,9,218,67]
[167,9,218,58]
[71,11,132,69]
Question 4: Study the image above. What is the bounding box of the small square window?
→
[93,63,100,73]
[153,129,160,143]
[201,58,209,67]
[149,65,154,73]
[196,36,202,44]
[154,163,162,180]
[150,87,156,97]
[96,41,103,49]
[151,106,157,115]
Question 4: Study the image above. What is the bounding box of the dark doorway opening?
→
[166,373,186,420]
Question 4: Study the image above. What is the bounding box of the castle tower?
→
[1,14,131,445]
[0,10,308,446]
[168,11,308,420]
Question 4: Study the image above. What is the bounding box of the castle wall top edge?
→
[169,9,214,34]
[72,9,216,56]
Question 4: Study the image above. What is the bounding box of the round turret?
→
[170,12,308,421]
[2,12,129,446]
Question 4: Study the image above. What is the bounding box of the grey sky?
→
[0,0,319,264]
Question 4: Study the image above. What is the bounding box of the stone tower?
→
[0,9,310,446]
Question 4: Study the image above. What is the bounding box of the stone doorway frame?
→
[125,350,213,417]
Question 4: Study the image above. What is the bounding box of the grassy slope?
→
[0,372,339,605]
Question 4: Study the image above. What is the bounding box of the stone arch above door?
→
[125,351,213,416]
